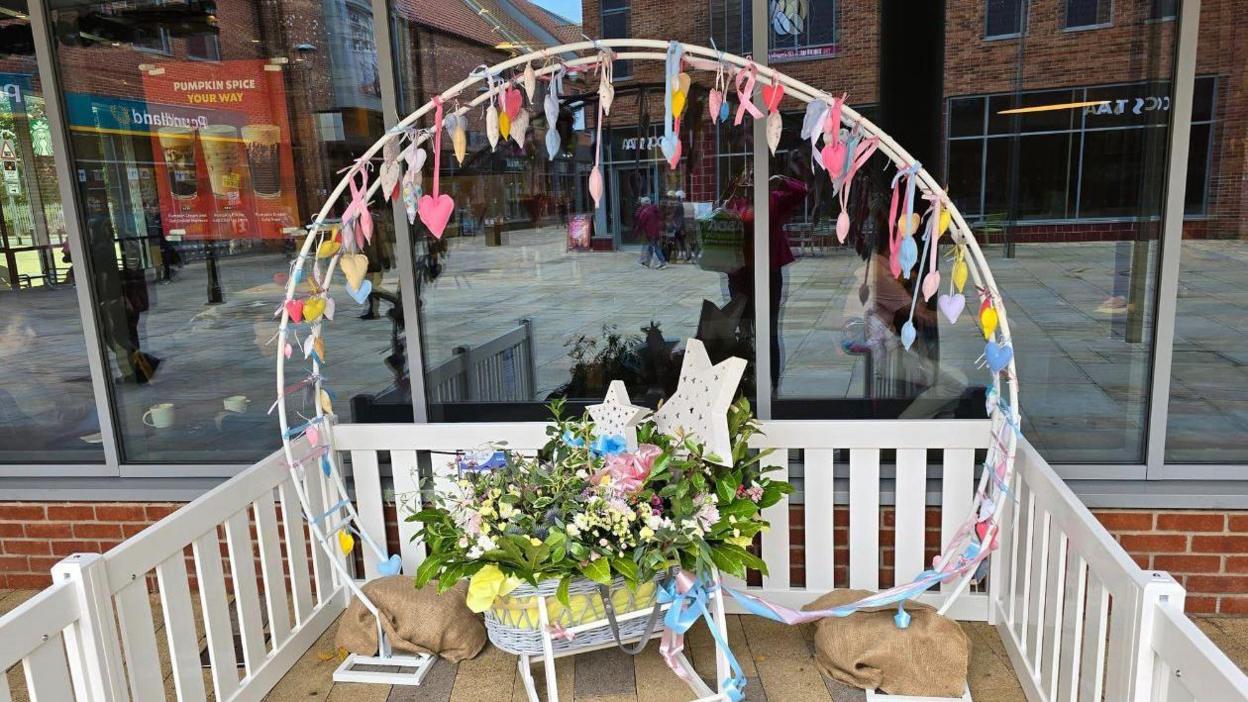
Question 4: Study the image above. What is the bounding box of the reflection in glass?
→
[48,0,403,462]
[0,0,104,462]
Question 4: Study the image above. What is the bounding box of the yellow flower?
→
[466,564,521,613]
[529,537,542,546]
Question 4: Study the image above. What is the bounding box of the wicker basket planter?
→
[485,575,662,657]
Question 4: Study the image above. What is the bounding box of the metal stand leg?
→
[537,597,559,702]
[711,585,730,694]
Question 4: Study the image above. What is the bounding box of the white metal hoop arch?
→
[274,39,1020,641]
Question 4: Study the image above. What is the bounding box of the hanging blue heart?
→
[320,454,332,477]
[347,279,372,305]
[900,321,917,350]
[292,267,305,285]
[985,341,1013,374]
[659,132,679,161]
[719,99,730,123]
[899,236,918,278]
[377,553,403,576]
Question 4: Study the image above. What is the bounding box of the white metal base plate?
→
[333,652,437,686]
[865,684,972,701]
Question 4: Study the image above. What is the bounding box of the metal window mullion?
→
[27,0,122,470]
[750,0,770,418]
[371,0,428,422]
[1145,0,1199,476]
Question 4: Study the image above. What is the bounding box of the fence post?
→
[1132,570,1185,701]
[454,345,479,400]
[518,318,536,399]
[51,553,128,702]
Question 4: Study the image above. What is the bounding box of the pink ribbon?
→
[430,97,445,197]
[593,444,661,494]
[342,166,373,249]
[838,135,878,213]
[733,64,763,126]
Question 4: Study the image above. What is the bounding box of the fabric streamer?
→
[341,164,373,250]
[657,572,747,701]
[835,135,878,242]
[659,42,684,164]
[733,62,763,126]
[589,54,608,207]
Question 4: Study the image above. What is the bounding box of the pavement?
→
[1,224,1244,464]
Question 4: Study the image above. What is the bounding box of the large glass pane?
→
[1164,21,1246,463]
[390,0,756,420]
[0,0,103,462]
[772,1,1177,463]
[49,0,404,462]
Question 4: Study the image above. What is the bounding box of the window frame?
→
[1062,0,1112,31]
[600,0,632,79]
[984,0,1027,40]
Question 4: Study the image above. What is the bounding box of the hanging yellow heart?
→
[303,296,326,322]
[339,253,369,291]
[319,388,334,414]
[316,240,340,259]
[313,336,326,363]
[980,306,999,340]
[337,529,354,555]
[453,127,467,165]
[671,89,687,118]
[938,210,951,237]
[499,111,511,139]
[952,257,969,292]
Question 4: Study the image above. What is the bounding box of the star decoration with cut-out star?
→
[587,380,650,450]
[651,339,747,466]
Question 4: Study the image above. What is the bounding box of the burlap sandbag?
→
[802,589,969,698]
[335,577,486,662]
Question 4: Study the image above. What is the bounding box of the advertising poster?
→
[141,60,299,240]
[567,213,593,251]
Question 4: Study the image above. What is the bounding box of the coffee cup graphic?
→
[242,124,282,199]
[200,124,243,205]
[157,126,198,201]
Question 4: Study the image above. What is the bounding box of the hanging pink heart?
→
[285,299,304,323]
[418,193,455,239]
[666,137,681,170]
[921,271,941,301]
[305,426,320,447]
[283,342,292,359]
[589,166,603,207]
[503,86,523,119]
[761,82,784,113]
[708,89,723,124]
[836,211,850,243]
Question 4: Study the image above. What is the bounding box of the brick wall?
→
[4,501,1245,614]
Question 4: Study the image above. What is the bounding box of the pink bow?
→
[733,64,763,126]
[342,166,373,249]
[593,444,660,494]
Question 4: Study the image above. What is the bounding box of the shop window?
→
[712,0,838,62]
[1065,0,1111,29]
[985,0,1024,38]
[1150,0,1177,20]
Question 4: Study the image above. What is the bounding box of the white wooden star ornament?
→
[588,380,649,450]
[651,339,747,466]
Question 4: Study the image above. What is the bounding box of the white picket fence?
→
[424,319,537,402]
[4,419,1247,701]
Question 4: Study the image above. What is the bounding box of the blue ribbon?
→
[657,576,747,701]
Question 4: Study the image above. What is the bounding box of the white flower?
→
[640,526,655,541]
[566,524,581,537]
[499,503,516,519]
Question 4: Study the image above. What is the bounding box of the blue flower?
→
[591,434,627,457]
[562,430,586,448]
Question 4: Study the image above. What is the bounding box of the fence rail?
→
[424,319,537,402]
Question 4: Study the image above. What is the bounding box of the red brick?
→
[73,523,122,539]
[1185,596,1217,614]
[1218,597,1248,615]
[0,523,24,538]
[1130,554,1150,569]
[1229,515,1248,532]
[1156,513,1226,532]
[1153,555,1222,573]
[1093,511,1154,531]
[94,505,148,522]
[145,504,182,521]
[6,573,52,588]
[0,504,46,520]
[1184,575,1248,594]
[4,540,51,555]
[50,540,101,556]
[1227,557,1248,574]
[46,505,94,521]
[122,524,150,538]
[1119,534,1188,553]
[0,555,28,571]
[1192,535,1248,554]
[23,523,73,539]
[26,557,62,573]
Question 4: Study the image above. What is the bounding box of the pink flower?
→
[745,486,764,503]
[593,444,661,494]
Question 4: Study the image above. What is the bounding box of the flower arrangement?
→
[407,396,791,610]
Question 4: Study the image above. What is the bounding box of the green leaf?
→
[580,557,612,585]
[758,482,788,508]
[718,542,768,574]
[556,575,573,608]
[720,499,759,520]
[612,557,638,585]
[708,543,744,577]
[413,554,444,588]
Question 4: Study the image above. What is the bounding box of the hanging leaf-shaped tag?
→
[599,77,614,116]
[952,257,969,292]
[523,62,537,103]
[543,91,559,130]
[980,305,999,340]
[486,105,500,150]
[545,128,561,160]
[589,165,603,208]
[671,90,687,119]
[921,271,941,301]
[499,111,511,140]
[379,138,401,201]
[708,89,723,124]
[337,529,355,555]
[453,124,467,165]
[766,110,782,155]
[511,110,529,148]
